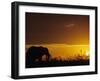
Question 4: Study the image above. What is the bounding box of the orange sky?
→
[26,13,89,45]
[26,44,89,60]
[25,13,89,59]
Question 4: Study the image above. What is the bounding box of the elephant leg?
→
[47,54,51,61]
[46,55,49,61]
[27,56,33,66]
[45,55,48,61]
[38,56,42,61]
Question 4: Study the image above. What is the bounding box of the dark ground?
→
[26,58,89,68]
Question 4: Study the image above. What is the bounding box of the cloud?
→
[65,23,75,28]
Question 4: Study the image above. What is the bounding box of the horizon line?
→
[26,44,89,46]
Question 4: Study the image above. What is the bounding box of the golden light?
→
[26,44,90,60]
[86,51,89,56]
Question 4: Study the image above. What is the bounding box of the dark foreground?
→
[26,59,89,68]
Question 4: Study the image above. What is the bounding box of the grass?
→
[26,55,89,68]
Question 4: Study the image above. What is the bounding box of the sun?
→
[86,51,89,56]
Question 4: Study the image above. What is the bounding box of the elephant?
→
[26,46,51,66]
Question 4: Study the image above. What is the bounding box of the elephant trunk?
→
[46,53,51,61]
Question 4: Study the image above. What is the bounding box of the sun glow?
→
[26,44,89,60]
[86,51,89,56]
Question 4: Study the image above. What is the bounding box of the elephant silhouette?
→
[26,46,51,66]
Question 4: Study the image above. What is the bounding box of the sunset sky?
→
[25,12,90,59]
[25,12,89,45]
